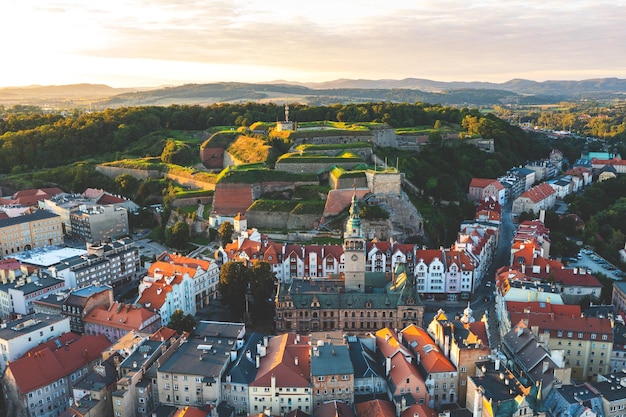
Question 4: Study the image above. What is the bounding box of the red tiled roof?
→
[476,198,502,213]
[314,401,355,417]
[528,268,602,287]
[251,333,311,388]
[96,193,125,205]
[518,182,555,203]
[150,326,178,341]
[355,399,396,417]
[323,188,369,217]
[402,404,437,417]
[469,178,497,189]
[507,302,613,340]
[468,322,490,347]
[375,328,411,359]
[11,187,64,206]
[0,258,22,271]
[9,334,111,393]
[400,324,456,373]
[84,302,159,331]
[157,252,213,271]
[173,406,208,417]
[415,249,443,265]
[212,183,254,216]
[388,353,426,397]
[444,250,475,271]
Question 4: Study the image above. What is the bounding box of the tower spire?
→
[345,185,362,238]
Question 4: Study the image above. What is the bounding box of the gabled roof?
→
[355,399,396,417]
[401,404,437,417]
[469,178,497,189]
[375,328,411,359]
[251,333,311,388]
[347,339,384,379]
[388,352,424,391]
[10,187,64,206]
[8,334,111,393]
[414,249,444,265]
[400,324,456,374]
[313,400,355,417]
[83,302,159,332]
[156,252,213,271]
[517,182,555,203]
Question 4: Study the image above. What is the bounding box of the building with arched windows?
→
[274,192,423,334]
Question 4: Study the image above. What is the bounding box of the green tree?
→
[218,261,249,319]
[160,140,192,165]
[218,221,234,245]
[169,309,196,333]
[248,262,276,305]
[165,221,189,249]
[115,174,139,199]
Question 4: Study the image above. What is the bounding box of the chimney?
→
[444,335,450,357]
[256,354,260,369]
[473,387,483,417]
[263,335,268,347]
[294,356,299,366]
[495,357,500,371]
[542,360,550,374]
[386,356,392,375]
[246,350,252,361]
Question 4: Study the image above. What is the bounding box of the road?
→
[422,200,516,347]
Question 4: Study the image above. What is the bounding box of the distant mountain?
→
[297,77,626,96]
[0,84,145,107]
[2,77,626,109]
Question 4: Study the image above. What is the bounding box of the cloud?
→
[1,0,625,86]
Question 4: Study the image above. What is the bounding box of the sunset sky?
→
[3,0,625,88]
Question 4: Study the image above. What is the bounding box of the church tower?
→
[343,192,366,292]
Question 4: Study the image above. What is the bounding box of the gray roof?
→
[347,339,384,379]
[4,275,65,295]
[280,272,422,310]
[159,322,245,379]
[222,332,264,384]
[74,353,120,391]
[0,313,67,341]
[0,209,59,227]
[589,380,626,402]
[311,343,353,376]
[120,339,164,372]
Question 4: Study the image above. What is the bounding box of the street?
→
[422,200,516,347]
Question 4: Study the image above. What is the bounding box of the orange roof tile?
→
[401,404,437,417]
[251,333,311,388]
[375,328,411,359]
[518,182,555,203]
[9,334,111,393]
[84,302,159,331]
[355,399,396,417]
[400,324,456,373]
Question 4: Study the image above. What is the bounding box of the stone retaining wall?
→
[96,165,163,180]
[246,211,320,230]
[275,160,362,174]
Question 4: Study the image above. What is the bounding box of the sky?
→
[2,0,626,88]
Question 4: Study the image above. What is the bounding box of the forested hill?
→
[97,83,547,108]
[0,102,538,177]
[4,77,626,109]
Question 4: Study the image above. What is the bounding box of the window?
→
[317,376,324,381]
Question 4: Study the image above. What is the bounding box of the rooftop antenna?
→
[284,103,289,122]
